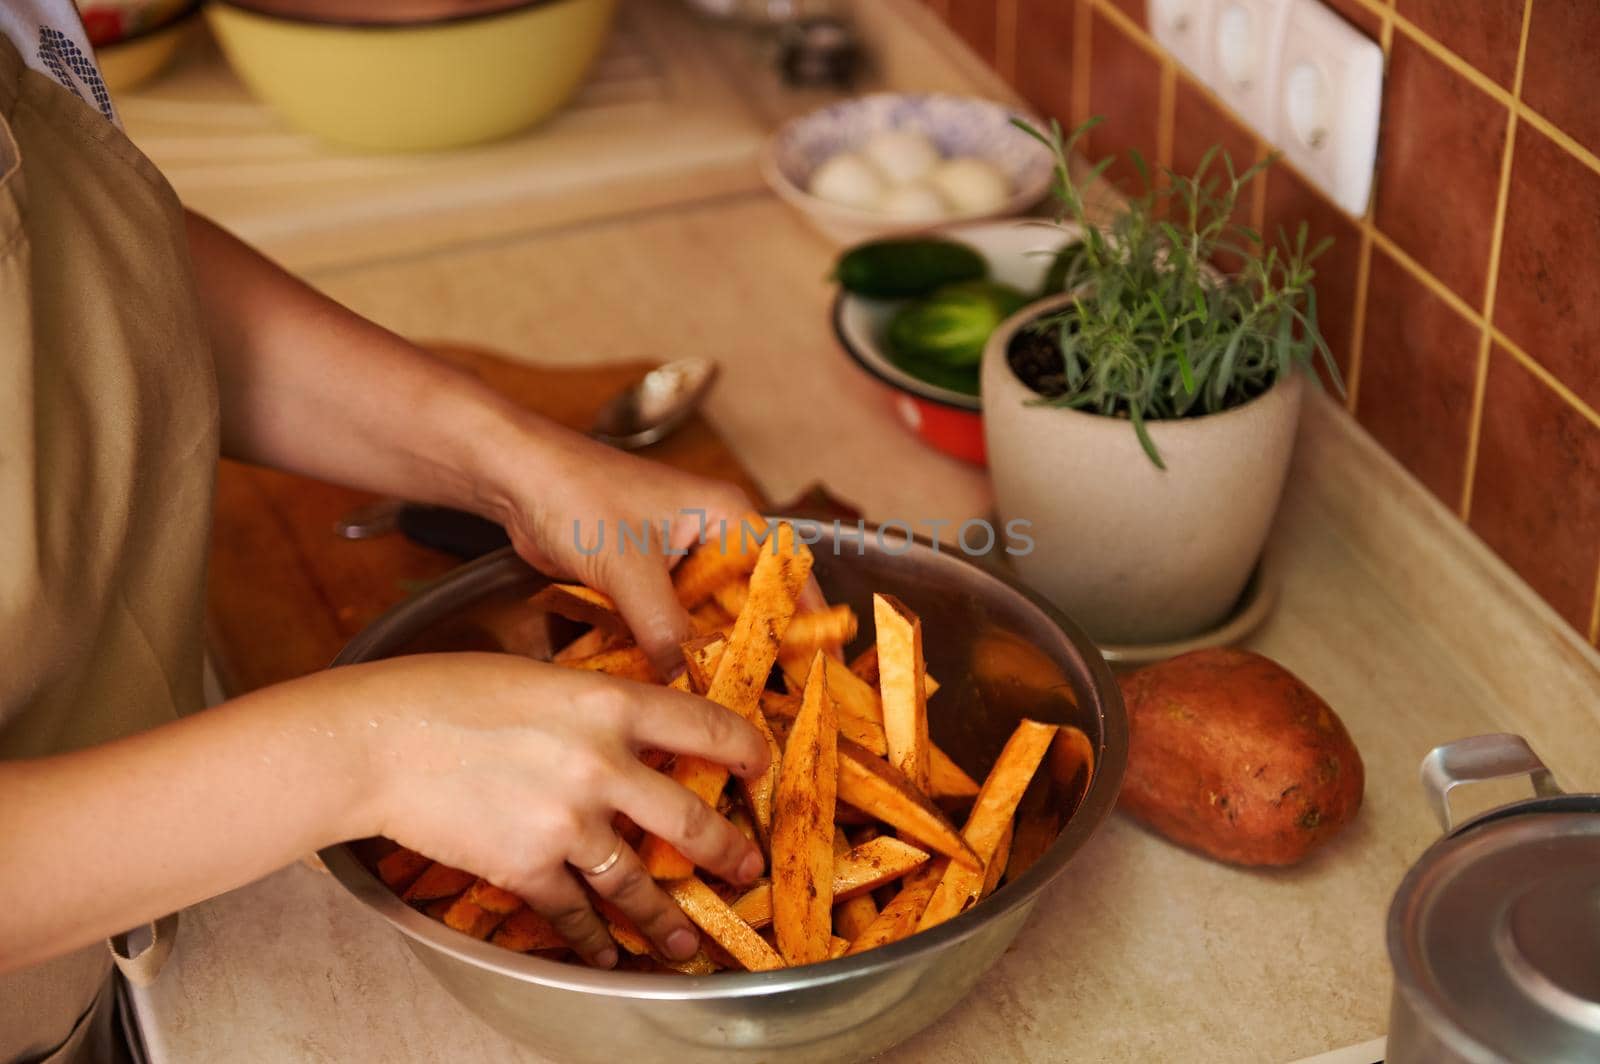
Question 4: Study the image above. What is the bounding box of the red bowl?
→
[832,291,987,466]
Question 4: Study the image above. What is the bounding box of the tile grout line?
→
[1156,58,1176,179]
[1343,10,1398,416]
[1457,0,1532,523]
[1250,135,1267,233]
[1087,0,1164,61]
[1589,548,1600,645]
[1071,0,1092,130]
[994,0,1019,86]
[1344,233,1373,414]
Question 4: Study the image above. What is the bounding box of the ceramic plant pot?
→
[980,292,1305,646]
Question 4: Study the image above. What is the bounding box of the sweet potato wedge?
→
[671,513,770,608]
[551,626,618,663]
[848,645,879,686]
[830,829,880,941]
[442,877,523,940]
[729,836,931,930]
[560,646,658,684]
[375,847,431,893]
[665,877,785,972]
[762,688,887,756]
[780,605,859,658]
[528,583,627,634]
[490,906,566,953]
[983,821,1014,899]
[772,654,839,966]
[930,748,981,799]
[918,719,1058,930]
[874,594,931,793]
[681,633,728,693]
[845,861,946,955]
[836,739,978,871]
[402,862,477,903]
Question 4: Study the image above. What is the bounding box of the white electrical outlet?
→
[1150,0,1217,84]
[1209,0,1290,139]
[1275,0,1383,215]
[1149,0,1383,218]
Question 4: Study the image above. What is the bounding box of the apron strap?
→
[108,913,179,988]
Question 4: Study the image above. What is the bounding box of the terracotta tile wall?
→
[924,0,1600,646]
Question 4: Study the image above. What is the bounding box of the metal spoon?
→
[334,359,720,553]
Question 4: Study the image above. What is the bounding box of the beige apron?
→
[0,30,218,1064]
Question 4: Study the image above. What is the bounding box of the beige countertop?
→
[123,2,1600,1061]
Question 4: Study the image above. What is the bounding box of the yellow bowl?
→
[205,0,618,152]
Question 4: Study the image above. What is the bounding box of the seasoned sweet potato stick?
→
[671,512,770,608]
[845,861,946,955]
[665,877,785,972]
[848,644,879,685]
[560,646,658,684]
[491,906,567,953]
[442,879,524,940]
[918,720,1059,931]
[551,626,617,663]
[874,594,931,793]
[930,748,981,800]
[640,524,811,877]
[681,633,728,693]
[836,739,979,870]
[830,829,880,942]
[762,689,887,757]
[729,836,931,929]
[1051,724,1096,792]
[777,605,858,658]
[375,847,431,893]
[772,654,838,965]
[983,821,1015,899]
[711,580,749,619]
[528,583,628,634]
[402,862,477,903]
[732,832,934,928]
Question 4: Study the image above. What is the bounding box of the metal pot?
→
[1387,733,1600,1063]
[319,525,1128,1063]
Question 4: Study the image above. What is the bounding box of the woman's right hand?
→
[320,653,768,969]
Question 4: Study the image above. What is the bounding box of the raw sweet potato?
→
[1118,648,1363,867]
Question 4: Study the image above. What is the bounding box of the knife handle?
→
[396,505,512,560]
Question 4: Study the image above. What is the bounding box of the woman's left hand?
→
[488,431,754,675]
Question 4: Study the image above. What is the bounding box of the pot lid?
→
[1389,800,1600,1062]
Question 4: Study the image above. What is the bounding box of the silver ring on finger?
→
[577,835,625,878]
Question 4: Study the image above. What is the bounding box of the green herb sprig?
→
[1012,116,1341,468]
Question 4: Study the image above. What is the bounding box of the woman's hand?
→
[340,653,768,967]
[487,432,754,675]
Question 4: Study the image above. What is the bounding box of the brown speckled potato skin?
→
[1118,648,1364,866]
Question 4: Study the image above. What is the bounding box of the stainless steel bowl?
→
[320,525,1127,1063]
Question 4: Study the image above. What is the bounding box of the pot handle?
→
[1420,733,1565,833]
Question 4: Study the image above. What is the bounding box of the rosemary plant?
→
[1012,117,1340,469]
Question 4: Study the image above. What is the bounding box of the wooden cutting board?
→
[205,345,765,697]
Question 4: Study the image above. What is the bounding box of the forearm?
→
[0,679,377,973]
[184,209,555,520]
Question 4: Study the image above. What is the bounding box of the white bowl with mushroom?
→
[760,93,1057,244]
